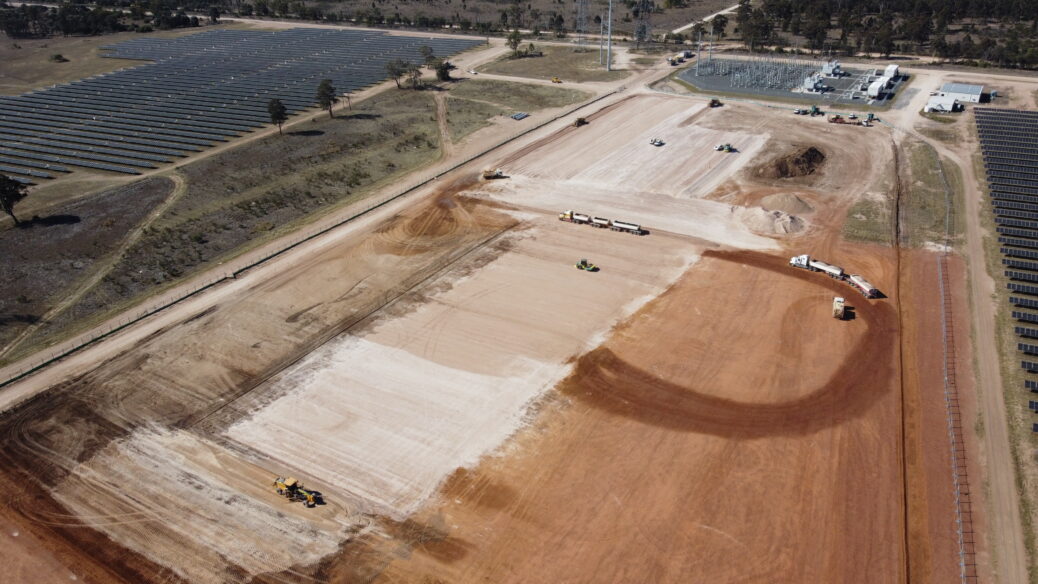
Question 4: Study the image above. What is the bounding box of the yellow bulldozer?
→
[274,476,318,507]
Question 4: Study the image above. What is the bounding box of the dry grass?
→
[476,44,629,83]
[445,96,507,141]
[449,78,591,111]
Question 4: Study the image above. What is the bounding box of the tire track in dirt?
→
[558,249,899,439]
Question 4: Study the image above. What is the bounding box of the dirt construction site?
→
[0,45,1008,583]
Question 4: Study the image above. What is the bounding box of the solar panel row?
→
[978,109,1038,386]
[0,27,482,183]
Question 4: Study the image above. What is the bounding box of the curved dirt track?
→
[561,249,898,439]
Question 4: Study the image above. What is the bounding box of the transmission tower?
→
[575,0,590,51]
[633,0,652,47]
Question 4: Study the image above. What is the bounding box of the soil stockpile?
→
[758,146,826,179]
[761,193,814,215]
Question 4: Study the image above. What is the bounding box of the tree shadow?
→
[338,112,381,120]
[287,130,325,136]
[17,214,81,228]
[0,314,40,325]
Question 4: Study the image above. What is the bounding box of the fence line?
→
[0,88,622,392]
[930,142,978,583]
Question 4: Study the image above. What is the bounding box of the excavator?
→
[273,476,319,508]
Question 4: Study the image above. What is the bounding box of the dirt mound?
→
[759,146,826,179]
[761,193,814,215]
[737,207,806,235]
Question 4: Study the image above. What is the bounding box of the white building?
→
[925,94,960,113]
[867,80,886,99]
[939,83,984,103]
[883,64,899,79]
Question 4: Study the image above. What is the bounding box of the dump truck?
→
[590,216,611,228]
[789,254,844,279]
[709,98,723,107]
[832,297,846,319]
[274,477,318,507]
[551,76,562,83]
[576,258,598,271]
[558,210,591,224]
[482,168,504,179]
[847,274,879,298]
[610,219,644,235]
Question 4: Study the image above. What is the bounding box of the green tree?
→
[386,59,406,88]
[711,14,727,38]
[316,79,337,118]
[419,45,435,64]
[208,6,220,23]
[267,98,287,134]
[507,28,522,56]
[0,175,29,226]
[407,63,423,89]
[435,59,451,81]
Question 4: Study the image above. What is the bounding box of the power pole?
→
[599,18,605,64]
[606,0,613,71]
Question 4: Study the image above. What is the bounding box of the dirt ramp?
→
[758,146,826,179]
[737,207,806,235]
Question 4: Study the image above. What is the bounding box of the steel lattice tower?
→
[575,0,590,51]
[633,0,652,46]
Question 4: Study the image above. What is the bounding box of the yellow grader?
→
[273,476,318,507]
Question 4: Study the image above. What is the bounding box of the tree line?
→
[0,1,202,38]
[725,0,1038,68]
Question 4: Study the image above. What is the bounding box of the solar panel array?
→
[0,28,482,184]
[978,107,1038,394]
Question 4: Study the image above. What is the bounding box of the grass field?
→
[445,96,507,141]
[902,141,964,247]
[450,78,592,111]
[476,44,629,83]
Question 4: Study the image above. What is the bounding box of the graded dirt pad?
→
[318,248,905,583]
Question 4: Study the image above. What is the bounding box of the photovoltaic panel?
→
[1028,379,1038,391]
[1014,311,1038,323]
[1003,247,1038,259]
[1021,343,1038,355]
[998,227,1038,239]
[1007,270,1038,282]
[1013,297,1038,309]
[1001,237,1038,249]
[1009,282,1038,295]
[1017,326,1038,338]
[1003,258,1038,271]
[1024,361,1038,372]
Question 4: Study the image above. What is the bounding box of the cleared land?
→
[0,91,966,583]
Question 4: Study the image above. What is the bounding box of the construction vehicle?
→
[576,258,598,271]
[590,216,611,228]
[573,117,588,127]
[847,274,879,298]
[551,76,562,83]
[610,219,644,235]
[793,108,806,115]
[714,143,734,152]
[709,98,722,107]
[650,137,665,146]
[810,105,823,116]
[832,297,846,320]
[848,114,858,120]
[482,168,504,179]
[789,254,844,279]
[828,114,848,124]
[558,210,591,224]
[273,477,318,508]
